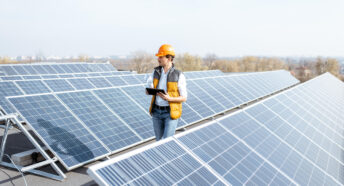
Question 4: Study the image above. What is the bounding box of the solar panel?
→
[1,76,23,81]
[50,65,67,74]
[87,73,102,77]
[44,79,75,92]
[7,94,110,169]
[120,85,152,111]
[105,76,127,86]
[187,81,226,113]
[121,75,141,85]
[32,65,50,74]
[88,139,226,186]
[60,64,74,73]
[67,78,95,90]
[73,74,89,77]
[12,66,29,75]
[15,80,51,94]
[23,65,39,74]
[0,82,23,114]
[41,65,58,74]
[214,77,251,103]
[87,77,112,88]
[22,75,42,80]
[58,74,74,78]
[41,75,59,79]
[57,91,141,152]
[2,66,18,75]
[93,88,154,140]
[205,78,244,105]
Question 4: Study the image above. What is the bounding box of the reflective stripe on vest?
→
[149,66,182,119]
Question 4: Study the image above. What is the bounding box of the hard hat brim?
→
[155,53,165,57]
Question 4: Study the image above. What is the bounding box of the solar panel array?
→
[5,70,299,170]
[0,63,116,76]
[87,73,343,185]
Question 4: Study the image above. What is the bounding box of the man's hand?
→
[157,92,171,102]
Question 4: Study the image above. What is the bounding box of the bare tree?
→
[204,53,218,70]
[129,51,155,73]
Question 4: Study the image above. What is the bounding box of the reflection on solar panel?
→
[105,76,127,86]
[93,88,154,140]
[120,75,141,85]
[7,94,110,169]
[0,82,23,114]
[0,63,117,76]
[15,80,51,94]
[67,78,95,90]
[88,73,343,186]
[57,91,141,152]
[121,85,151,111]
[1,76,23,81]
[44,79,75,92]
[87,77,112,88]
[88,139,226,186]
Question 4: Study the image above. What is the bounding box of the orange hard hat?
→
[155,44,175,57]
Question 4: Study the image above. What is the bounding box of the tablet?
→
[146,88,166,95]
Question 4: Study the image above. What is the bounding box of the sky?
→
[1,0,343,57]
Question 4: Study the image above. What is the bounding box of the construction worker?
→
[146,44,187,141]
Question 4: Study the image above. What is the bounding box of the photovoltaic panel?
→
[231,76,261,98]
[41,75,59,79]
[105,76,127,86]
[74,74,89,77]
[41,65,58,74]
[32,65,49,74]
[179,103,203,127]
[224,76,256,100]
[99,72,113,76]
[120,85,151,111]
[7,94,110,170]
[67,78,95,90]
[1,66,18,75]
[93,88,154,140]
[12,66,29,75]
[87,77,112,88]
[205,78,244,106]
[23,65,39,74]
[60,64,74,73]
[187,81,226,113]
[67,64,83,73]
[88,73,102,77]
[44,79,75,92]
[22,75,42,80]
[1,76,23,81]
[214,77,251,103]
[57,91,141,152]
[88,139,226,186]
[177,122,295,186]
[185,92,216,118]
[50,65,67,74]
[58,74,74,78]
[15,80,51,94]
[0,82,23,114]
[120,75,141,85]
[193,79,235,109]
[134,74,147,83]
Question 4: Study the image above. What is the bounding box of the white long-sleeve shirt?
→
[146,69,187,106]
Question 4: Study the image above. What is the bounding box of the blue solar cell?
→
[105,76,127,86]
[67,78,95,90]
[22,75,42,80]
[194,79,235,109]
[215,77,251,103]
[50,65,67,74]
[87,73,102,77]
[185,92,215,118]
[44,79,75,92]
[87,77,112,88]
[41,75,59,79]
[120,85,151,111]
[2,66,18,75]
[99,72,113,76]
[59,64,74,73]
[1,76,23,80]
[187,81,226,113]
[73,74,89,77]
[32,65,49,74]
[16,80,51,94]
[0,82,23,114]
[22,65,39,75]
[57,91,141,152]
[121,75,141,85]
[58,74,74,78]
[12,66,29,75]
[179,103,203,127]
[134,74,146,83]
[89,140,224,186]
[67,64,83,73]
[41,65,58,74]
[93,88,154,140]
[8,94,110,169]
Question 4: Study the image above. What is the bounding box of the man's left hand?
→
[157,92,171,102]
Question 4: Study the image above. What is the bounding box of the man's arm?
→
[145,71,154,95]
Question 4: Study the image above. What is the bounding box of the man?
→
[146,44,187,141]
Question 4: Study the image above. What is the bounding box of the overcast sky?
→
[1,0,343,57]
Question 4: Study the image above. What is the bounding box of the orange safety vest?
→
[149,65,183,119]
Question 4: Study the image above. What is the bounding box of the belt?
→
[154,104,170,110]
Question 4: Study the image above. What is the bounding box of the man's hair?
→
[166,54,174,62]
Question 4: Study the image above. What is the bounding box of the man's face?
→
[158,56,170,67]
